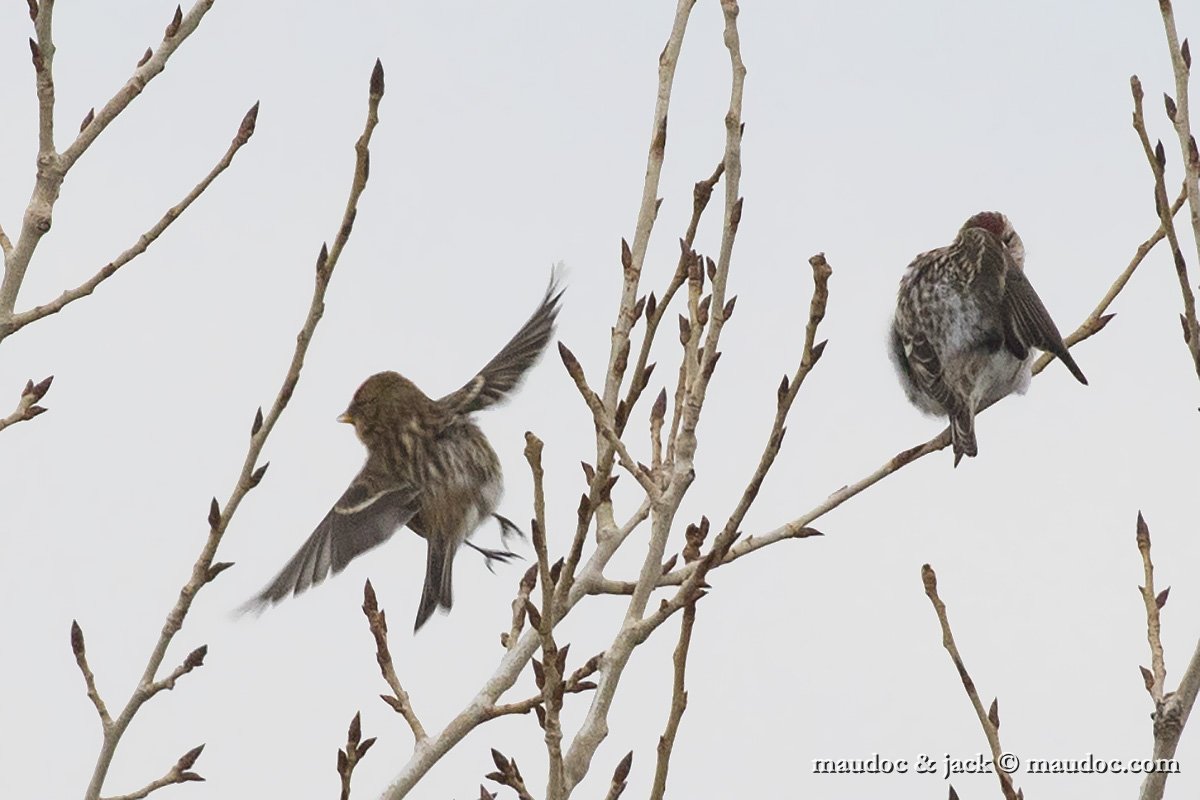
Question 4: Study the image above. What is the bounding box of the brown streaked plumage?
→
[890,212,1086,466]
[243,277,563,630]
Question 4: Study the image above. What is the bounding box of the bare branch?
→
[1130,75,1200,377]
[604,752,633,800]
[1136,511,1200,800]
[78,60,385,800]
[615,162,724,440]
[336,712,377,800]
[102,744,206,800]
[710,253,830,562]
[501,564,538,651]
[648,521,707,800]
[6,103,259,336]
[0,0,218,325]
[0,375,53,434]
[363,581,427,743]
[921,565,1020,800]
[560,3,744,792]
[558,343,659,498]
[523,433,567,798]
[70,620,112,730]
[484,749,536,800]
[1154,1,1200,275]
[1136,512,1168,702]
[1032,183,1187,375]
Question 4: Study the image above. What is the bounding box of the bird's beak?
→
[337,412,354,424]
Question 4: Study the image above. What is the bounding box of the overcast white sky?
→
[2,1,1199,798]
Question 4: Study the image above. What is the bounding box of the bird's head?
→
[962,211,1025,269]
[338,371,433,443]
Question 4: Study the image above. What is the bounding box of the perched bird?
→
[244,278,563,629]
[890,212,1087,466]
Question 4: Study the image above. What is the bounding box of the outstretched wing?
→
[240,471,420,612]
[1002,267,1088,385]
[438,275,564,414]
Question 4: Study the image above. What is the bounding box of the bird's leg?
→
[492,513,527,543]
[463,539,523,572]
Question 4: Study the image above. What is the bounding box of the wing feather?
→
[438,275,564,414]
[240,474,419,612]
[1002,263,1088,385]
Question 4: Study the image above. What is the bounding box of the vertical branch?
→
[1135,512,1200,800]
[1136,512,1168,702]
[77,60,386,800]
[363,582,427,743]
[600,0,699,413]
[1131,76,1200,376]
[560,4,746,794]
[921,566,1020,800]
[709,254,830,562]
[336,713,377,800]
[1155,1,1200,266]
[578,0,699,561]
[524,433,566,800]
[648,519,707,800]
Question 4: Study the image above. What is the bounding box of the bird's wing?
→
[241,470,420,611]
[903,330,962,415]
[438,275,564,414]
[1001,266,1088,384]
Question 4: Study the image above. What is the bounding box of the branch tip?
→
[176,743,205,770]
[164,5,183,39]
[371,58,385,98]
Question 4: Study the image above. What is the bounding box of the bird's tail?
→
[950,407,978,468]
[415,537,455,631]
[1055,346,1088,386]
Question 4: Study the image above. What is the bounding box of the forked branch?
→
[74,60,386,800]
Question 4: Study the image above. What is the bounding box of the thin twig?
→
[363,581,427,743]
[502,564,537,651]
[70,621,112,729]
[523,433,566,799]
[102,744,206,800]
[483,654,602,721]
[485,750,536,800]
[1154,0,1200,271]
[604,752,633,800]
[565,0,701,621]
[6,104,259,336]
[336,712,377,800]
[710,253,830,563]
[648,519,707,800]
[1135,512,1200,800]
[77,60,386,800]
[560,4,744,793]
[0,0,218,326]
[921,565,1020,800]
[615,162,724,440]
[1136,512,1168,702]
[1033,184,1187,373]
[1130,75,1200,377]
[558,344,659,498]
[0,375,52,434]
